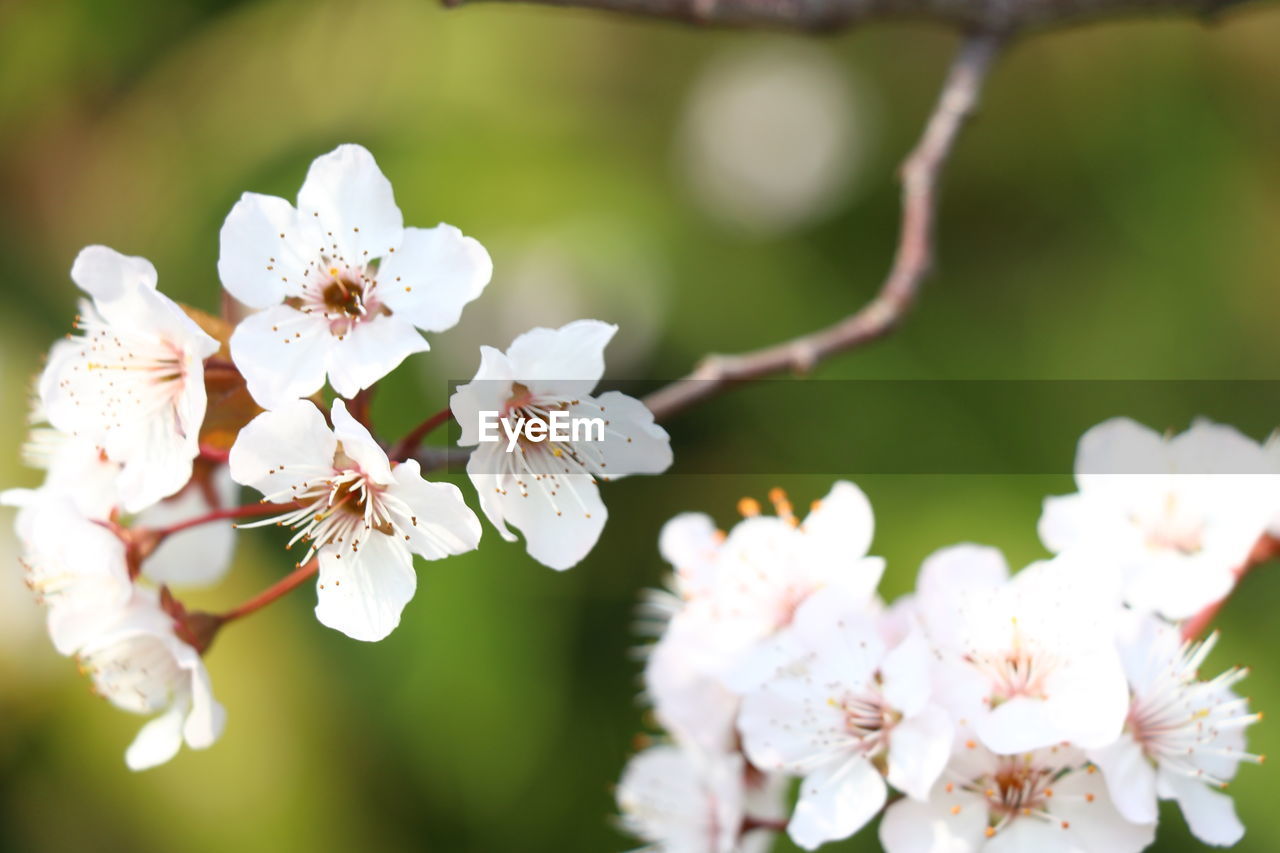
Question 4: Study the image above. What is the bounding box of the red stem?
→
[218,559,319,624]
[1182,534,1280,640]
[148,501,300,539]
[391,407,454,461]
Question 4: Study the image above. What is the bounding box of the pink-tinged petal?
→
[1161,769,1245,846]
[886,706,953,802]
[323,314,428,400]
[330,399,393,485]
[70,245,157,302]
[506,319,615,398]
[878,791,987,853]
[113,414,199,514]
[378,224,492,332]
[314,534,416,642]
[578,391,671,479]
[217,192,318,308]
[296,144,403,263]
[228,399,336,498]
[387,459,482,559]
[788,757,886,850]
[230,304,332,409]
[124,705,186,771]
[1087,736,1157,825]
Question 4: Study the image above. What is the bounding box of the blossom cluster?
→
[3,144,671,769]
[617,418,1278,852]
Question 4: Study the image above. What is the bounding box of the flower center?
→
[985,758,1054,818]
[1136,492,1205,555]
[967,642,1057,704]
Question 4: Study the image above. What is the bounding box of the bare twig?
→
[643,31,1005,422]
[442,0,1263,32]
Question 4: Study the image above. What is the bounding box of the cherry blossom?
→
[616,744,779,853]
[914,545,1130,755]
[662,483,885,689]
[38,246,219,512]
[229,398,481,641]
[0,491,131,655]
[17,421,237,589]
[75,587,225,771]
[450,319,672,570]
[880,740,1155,852]
[218,144,491,409]
[737,585,952,849]
[1039,417,1280,619]
[1088,613,1261,846]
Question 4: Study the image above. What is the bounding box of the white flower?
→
[450,320,672,570]
[1088,613,1261,846]
[1039,417,1280,619]
[879,740,1155,852]
[229,398,482,641]
[18,423,236,589]
[914,545,1130,755]
[38,246,219,512]
[219,144,491,409]
[617,744,777,853]
[737,585,953,850]
[662,483,884,688]
[645,617,743,756]
[75,587,225,771]
[1,491,132,655]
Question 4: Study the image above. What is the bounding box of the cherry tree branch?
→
[643,31,1004,422]
[442,0,1264,31]
[217,559,320,625]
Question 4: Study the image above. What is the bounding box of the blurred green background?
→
[1,1,1278,851]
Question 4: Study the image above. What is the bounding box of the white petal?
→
[323,314,428,399]
[880,629,934,717]
[296,144,403,263]
[217,192,316,308]
[468,448,607,569]
[505,319,615,398]
[228,399,336,496]
[70,245,157,302]
[230,304,332,409]
[125,705,186,771]
[788,757,886,850]
[803,480,876,561]
[387,459,482,559]
[140,473,238,588]
[1087,736,1157,825]
[878,792,987,853]
[976,696,1062,754]
[180,653,226,750]
[378,224,492,332]
[314,534,417,642]
[582,391,672,478]
[1162,769,1245,846]
[1074,417,1169,482]
[450,346,516,446]
[984,820,1073,853]
[886,706,953,802]
[330,398,393,484]
[1051,767,1156,853]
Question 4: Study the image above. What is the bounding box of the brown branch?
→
[643,31,1004,422]
[442,0,1263,32]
